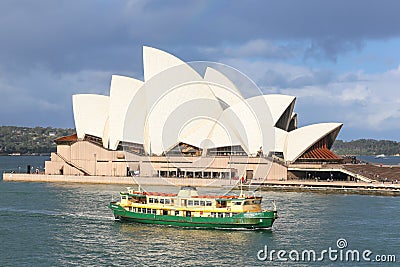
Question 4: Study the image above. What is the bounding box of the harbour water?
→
[1,156,399,266]
[358,155,400,165]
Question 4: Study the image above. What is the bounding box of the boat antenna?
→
[128,169,146,193]
[239,175,244,198]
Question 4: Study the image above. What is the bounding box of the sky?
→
[0,0,399,141]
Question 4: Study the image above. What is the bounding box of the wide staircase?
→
[343,164,400,183]
[54,153,92,176]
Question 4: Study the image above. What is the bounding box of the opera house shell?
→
[45,46,343,182]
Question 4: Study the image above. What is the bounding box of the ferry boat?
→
[108,186,277,229]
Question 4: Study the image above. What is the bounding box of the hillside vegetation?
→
[0,126,75,155]
[332,139,400,156]
[0,126,399,156]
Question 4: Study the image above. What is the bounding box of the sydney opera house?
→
[45,46,348,183]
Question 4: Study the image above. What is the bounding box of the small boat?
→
[108,186,277,229]
[375,154,386,158]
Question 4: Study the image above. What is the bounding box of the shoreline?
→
[1,173,233,187]
[3,173,400,196]
[245,181,400,196]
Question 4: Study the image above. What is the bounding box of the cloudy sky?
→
[1,0,399,141]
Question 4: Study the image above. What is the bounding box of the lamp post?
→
[94,153,97,176]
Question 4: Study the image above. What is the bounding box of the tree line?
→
[0,126,399,156]
[0,126,75,155]
[332,139,400,156]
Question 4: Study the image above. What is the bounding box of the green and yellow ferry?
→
[108,186,277,229]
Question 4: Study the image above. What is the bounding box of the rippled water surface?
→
[1,156,399,266]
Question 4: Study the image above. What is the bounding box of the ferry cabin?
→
[118,186,263,218]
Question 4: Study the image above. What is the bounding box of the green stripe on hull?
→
[109,204,276,229]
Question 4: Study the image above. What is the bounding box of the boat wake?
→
[0,207,113,221]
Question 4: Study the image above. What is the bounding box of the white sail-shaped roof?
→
[70,46,343,162]
[123,47,207,152]
[263,94,295,130]
[203,67,244,108]
[274,127,288,152]
[284,123,343,163]
[175,67,248,151]
[210,95,274,156]
[108,75,144,150]
[178,117,240,150]
[288,112,298,131]
[102,117,110,148]
[140,46,226,154]
[72,94,110,140]
[145,82,225,155]
[143,46,187,82]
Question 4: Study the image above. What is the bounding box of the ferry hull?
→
[109,203,276,229]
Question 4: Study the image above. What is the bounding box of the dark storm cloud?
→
[1,0,400,74]
[260,69,335,89]
[1,0,400,134]
[0,1,140,74]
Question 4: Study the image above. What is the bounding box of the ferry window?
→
[211,212,216,218]
[163,210,168,215]
[194,200,199,206]
[149,198,154,203]
[171,199,174,204]
[160,199,165,204]
[133,207,136,212]
[200,201,205,206]
[218,212,223,218]
[165,199,171,204]
[175,210,179,216]
[225,213,230,217]
[152,209,156,214]
[244,201,252,205]
[253,200,261,204]
[188,200,193,206]
[154,198,159,203]
[147,208,152,214]
[138,208,142,213]
[122,196,126,200]
[234,202,242,205]
[206,201,212,206]
[232,213,238,216]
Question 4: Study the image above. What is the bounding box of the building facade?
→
[45,47,343,182]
